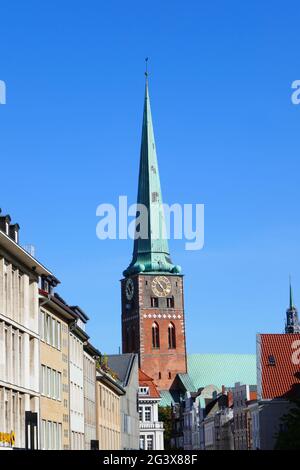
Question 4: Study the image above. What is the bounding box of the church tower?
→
[121,72,187,390]
[285,280,300,334]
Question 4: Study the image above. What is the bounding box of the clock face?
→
[152,276,172,297]
[125,278,134,300]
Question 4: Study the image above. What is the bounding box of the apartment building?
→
[96,366,125,450]
[69,306,89,450]
[107,353,139,450]
[138,369,164,450]
[83,342,100,449]
[0,214,54,449]
[39,284,77,450]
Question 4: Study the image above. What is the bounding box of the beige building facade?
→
[39,286,76,450]
[83,343,99,449]
[96,369,125,450]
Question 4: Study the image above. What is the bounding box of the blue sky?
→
[1,1,299,354]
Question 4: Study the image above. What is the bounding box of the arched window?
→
[152,322,160,349]
[168,322,176,349]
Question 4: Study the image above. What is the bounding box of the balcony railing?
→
[140,422,164,430]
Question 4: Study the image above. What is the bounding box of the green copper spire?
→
[123,69,181,277]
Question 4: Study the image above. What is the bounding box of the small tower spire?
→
[289,275,294,309]
[285,276,300,334]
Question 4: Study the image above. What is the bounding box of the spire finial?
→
[289,275,294,309]
[145,57,149,79]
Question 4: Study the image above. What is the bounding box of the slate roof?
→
[188,353,256,390]
[159,390,181,407]
[159,353,256,406]
[258,333,300,399]
[177,373,197,393]
[106,353,137,387]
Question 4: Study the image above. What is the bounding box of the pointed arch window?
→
[152,322,160,349]
[168,322,176,349]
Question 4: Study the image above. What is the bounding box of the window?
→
[46,315,52,344]
[268,355,276,366]
[146,435,154,450]
[42,420,61,450]
[47,367,51,396]
[57,322,61,350]
[167,297,174,308]
[41,365,47,395]
[52,319,56,348]
[168,322,176,349]
[41,365,61,400]
[152,322,160,349]
[40,310,45,341]
[144,406,151,422]
[140,436,145,450]
[139,407,143,421]
[51,369,55,398]
[48,421,52,450]
[56,372,61,400]
[151,297,159,308]
[41,420,46,449]
[139,387,149,395]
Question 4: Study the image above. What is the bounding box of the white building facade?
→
[69,330,85,449]
[0,220,54,449]
[138,370,164,450]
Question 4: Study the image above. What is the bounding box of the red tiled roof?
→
[259,334,300,399]
[139,369,160,398]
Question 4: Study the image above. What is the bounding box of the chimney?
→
[9,223,20,244]
[0,214,11,235]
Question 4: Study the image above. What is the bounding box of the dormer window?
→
[268,355,276,366]
[139,387,149,395]
[41,277,50,293]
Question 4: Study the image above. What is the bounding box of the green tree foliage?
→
[275,399,300,449]
[158,406,172,450]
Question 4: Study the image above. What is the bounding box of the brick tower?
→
[121,72,187,390]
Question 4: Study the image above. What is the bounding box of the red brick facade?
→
[121,273,187,390]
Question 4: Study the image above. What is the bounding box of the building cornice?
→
[0,230,58,279]
[96,370,125,396]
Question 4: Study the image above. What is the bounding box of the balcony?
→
[140,422,164,430]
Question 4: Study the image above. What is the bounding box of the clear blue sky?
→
[1,1,299,355]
